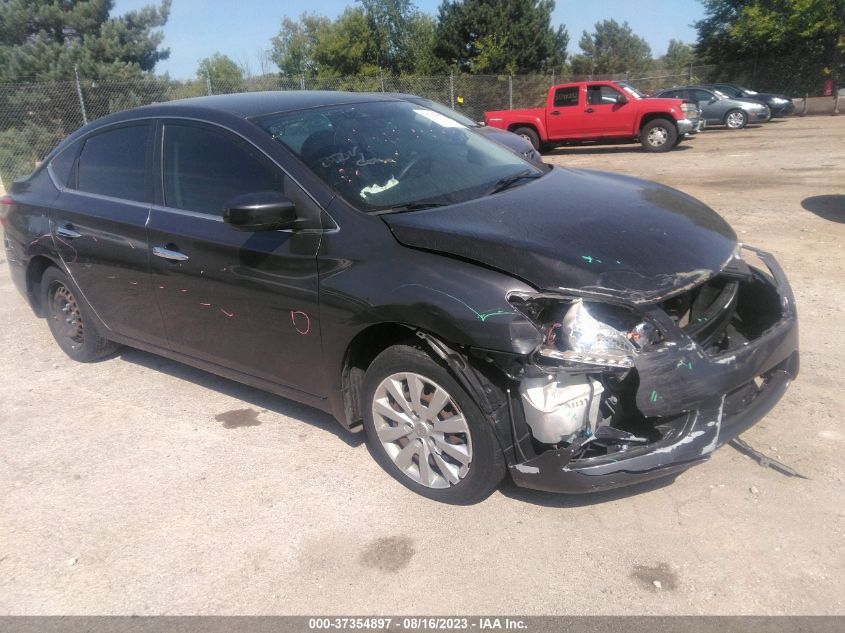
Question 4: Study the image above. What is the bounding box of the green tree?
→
[0,0,171,182]
[663,39,696,75]
[695,0,845,93]
[0,0,171,82]
[313,8,379,76]
[433,0,568,74]
[570,19,652,76]
[197,53,245,93]
[270,13,331,77]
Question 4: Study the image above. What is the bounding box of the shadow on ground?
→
[801,195,845,223]
[496,473,677,507]
[118,347,364,448]
[544,144,692,157]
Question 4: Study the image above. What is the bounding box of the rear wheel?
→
[511,126,540,151]
[362,344,505,504]
[724,109,747,129]
[42,267,119,362]
[641,118,677,152]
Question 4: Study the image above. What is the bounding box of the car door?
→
[583,84,636,135]
[692,89,721,123]
[545,85,584,140]
[49,121,168,346]
[146,119,324,396]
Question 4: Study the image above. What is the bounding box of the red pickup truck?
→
[485,81,701,153]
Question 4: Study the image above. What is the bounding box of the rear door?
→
[146,120,323,396]
[545,85,584,140]
[50,122,167,346]
[584,84,636,135]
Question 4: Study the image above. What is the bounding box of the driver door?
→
[583,84,635,135]
[146,120,324,397]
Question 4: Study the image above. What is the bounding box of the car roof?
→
[165,90,398,118]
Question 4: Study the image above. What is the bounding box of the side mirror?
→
[709,97,719,104]
[617,94,628,104]
[223,191,297,231]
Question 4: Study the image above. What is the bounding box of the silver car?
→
[653,86,771,129]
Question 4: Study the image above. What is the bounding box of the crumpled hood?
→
[382,167,737,304]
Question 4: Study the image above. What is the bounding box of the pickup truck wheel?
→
[724,109,747,129]
[362,344,505,504]
[641,119,677,152]
[511,127,540,151]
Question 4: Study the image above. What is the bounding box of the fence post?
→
[551,70,555,87]
[206,76,212,96]
[834,90,840,116]
[73,65,88,126]
[689,64,693,83]
[449,72,455,109]
[801,94,808,117]
[508,75,513,110]
[300,73,305,90]
[380,68,385,92]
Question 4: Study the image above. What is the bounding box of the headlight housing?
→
[511,296,658,370]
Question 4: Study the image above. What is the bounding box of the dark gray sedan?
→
[653,86,771,129]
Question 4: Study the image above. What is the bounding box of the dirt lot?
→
[1,116,843,616]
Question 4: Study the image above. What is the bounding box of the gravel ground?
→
[1,116,843,616]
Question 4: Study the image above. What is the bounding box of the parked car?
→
[485,80,702,152]
[384,93,544,167]
[702,83,795,117]
[2,92,799,504]
[653,86,770,129]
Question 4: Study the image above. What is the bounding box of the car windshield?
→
[259,100,542,213]
[716,85,744,98]
[407,97,479,127]
[615,81,645,98]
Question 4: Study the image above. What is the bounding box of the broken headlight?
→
[512,297,657,370]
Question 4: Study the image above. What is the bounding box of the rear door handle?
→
[153,245,189,262]
[585,108,595,113]
[550,110,560,116]
[56,225,82,239]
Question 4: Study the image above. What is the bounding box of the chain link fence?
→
[0,60,829,188]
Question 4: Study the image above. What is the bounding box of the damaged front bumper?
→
[508,246,799,493]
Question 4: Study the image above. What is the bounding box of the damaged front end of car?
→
[494,245,799,493]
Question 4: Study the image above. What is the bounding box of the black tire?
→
[640,118,678,152]
[511,126,540,151]
[724,109,748,129]
[362,344,506,504]
[41,266,119,362]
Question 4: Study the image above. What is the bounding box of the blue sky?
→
[113,0,705,80]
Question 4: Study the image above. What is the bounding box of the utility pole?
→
[73,65,88,126]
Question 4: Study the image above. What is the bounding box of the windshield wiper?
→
[372,202,447,215]
[487,170,543,195]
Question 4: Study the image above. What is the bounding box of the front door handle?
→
[153,245,189,262]
[56,225,82,239]
[585,108,595,113]
[550,110,561,116]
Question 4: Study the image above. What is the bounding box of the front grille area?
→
[659,272,784,355]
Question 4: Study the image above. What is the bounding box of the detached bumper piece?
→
[510,246,799,493]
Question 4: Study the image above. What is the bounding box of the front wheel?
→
[362,344,505,504]
[724,109,748,129]
[641,118,678,152]
[511,126,540,151]
[42,267,119,362]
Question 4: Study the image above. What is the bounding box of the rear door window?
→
[553,87,580,107]
[76,124,152,202]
